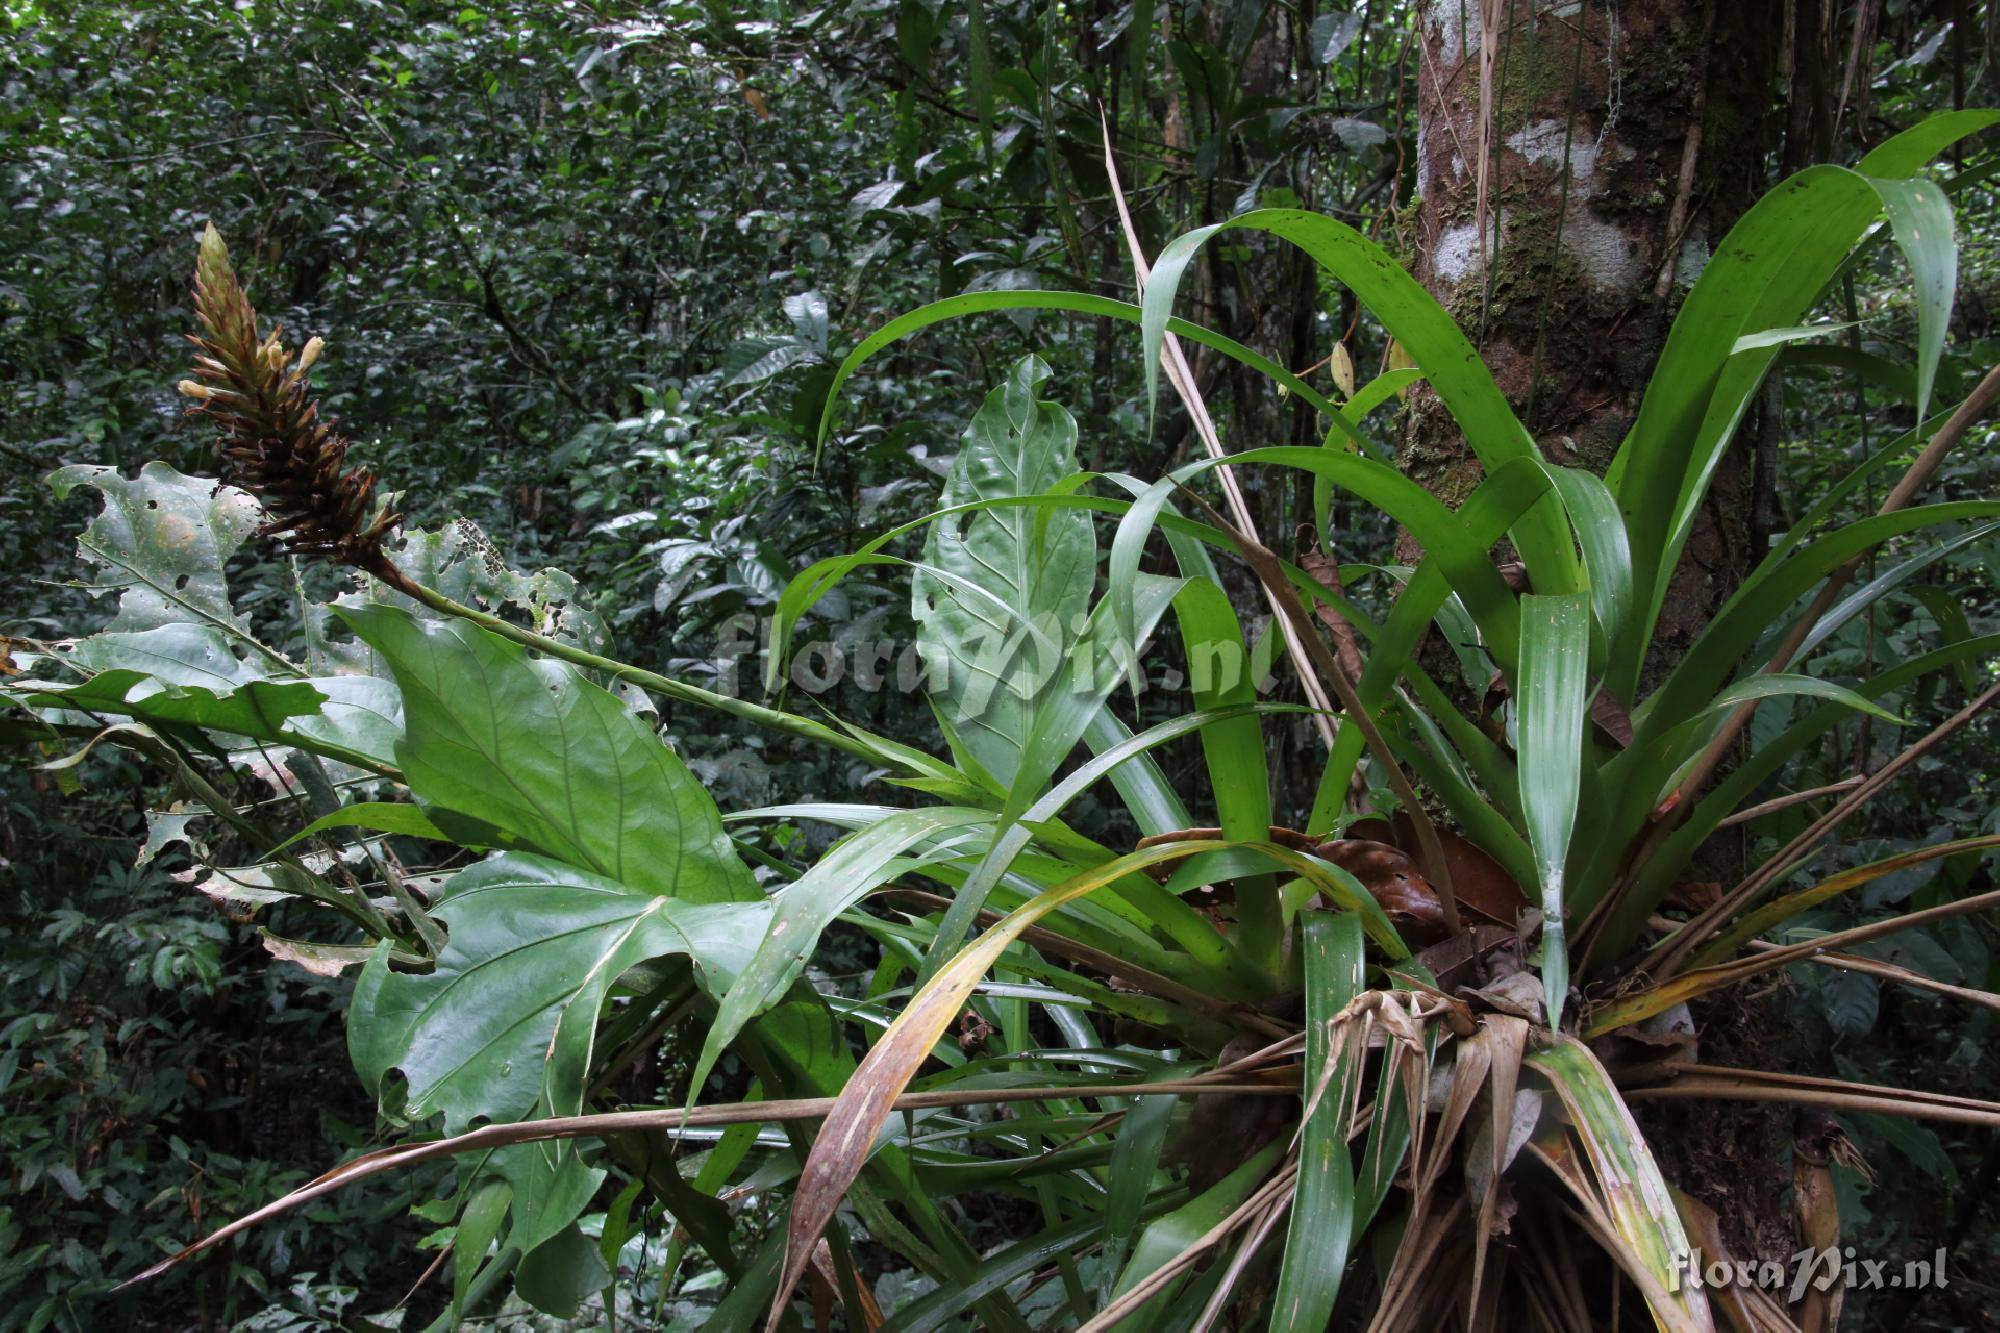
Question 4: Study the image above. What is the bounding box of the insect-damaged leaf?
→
[49,461,264,633]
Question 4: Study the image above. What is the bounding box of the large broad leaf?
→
[347,859,761,1132]
[35,624,404,771]
[64,623,265,690]
[28,669,321,747]
[914,355,1095,793]
[273,675,405,771]
[338,603,756,904]
[48,461,265,636]
[337,603,765,1256]
[349,852,767,1254]
[923,575,1186,969]
[35,464,416,770]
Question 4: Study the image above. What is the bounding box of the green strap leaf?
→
[1607,111,1994,697]
[1167,578,1271,841]
[1105,1141,1285,1329]
[1591,635,2000,964]
[1310,456,1560,824]
[689,806,993,1105]
[1695,673,1906,727]
[1690,833,2000,970]
[1098,1076,1191,1303]
[1272,911,1365,1329]
[813,290,1346,458]
[1546,466,1634,685]
[1636,501,2000,750]
[1867,173,1957,424]
[1112,446,1529,677]
[1082,708,1192,837]
[776,837,1407,1327]
[271,800,453,853]
[1137,209,1581,595]
[1518,594,1591,1031]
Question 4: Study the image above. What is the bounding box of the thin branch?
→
[1624,1068,2000,1127]
[1714,775,1865,827]
[471,256,594,417]
[0,437,47,470]
[1190,1191,1295,1333]
[1653,0,1717,299]
[1077,1161,1301,1333]
[82,129,347,165]
[1588,884,2000,1034]
[1648,676,2000,976]
[124,1075,1301,1287]
[1635,1062,2000,1115]
[1642,911,2000,1011]
[1096,115,1341,754]
[1743,936,2000,1012]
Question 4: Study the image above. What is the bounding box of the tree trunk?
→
[1404,0,1782,664]
[1406,0,1795,1263]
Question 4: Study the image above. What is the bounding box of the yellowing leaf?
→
[1330,341,1355,399]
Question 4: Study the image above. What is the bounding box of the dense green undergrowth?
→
[6,3,2000,1331]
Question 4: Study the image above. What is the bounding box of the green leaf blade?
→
[1518,593,1592,1030]
[339,603,756,903]
[1272,911,1365,1329]
[915,355,1095,795]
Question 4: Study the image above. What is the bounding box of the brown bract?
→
[179,224,417,596]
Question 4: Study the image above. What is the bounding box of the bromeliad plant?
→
[8,111,1999,1329]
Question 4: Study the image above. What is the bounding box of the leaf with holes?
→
[49,461,265,635]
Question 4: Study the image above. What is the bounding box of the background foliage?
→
[4,1,1999,1329]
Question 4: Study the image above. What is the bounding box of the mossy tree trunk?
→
[1405,0,1780,666]
[1407,0,1800,1262]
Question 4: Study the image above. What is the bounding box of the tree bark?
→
[1406,0,1794,1263]
[1404,0,1781,667]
